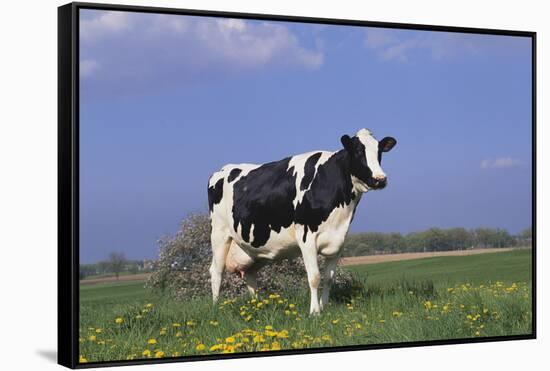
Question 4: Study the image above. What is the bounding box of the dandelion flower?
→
[196,343,206,351]
[79,355,88,363]
[147,338,157,345]
[88,335,96,341]
[272,342,281,350]
[115,317,123,324]
[145,303,153,308]
[225,336,236,343]
[172,323,181,328]
[154,350,165,358]
[142,349,151,357]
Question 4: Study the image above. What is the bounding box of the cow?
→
[207,128,397,315]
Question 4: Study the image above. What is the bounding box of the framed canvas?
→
[58,2,536,368]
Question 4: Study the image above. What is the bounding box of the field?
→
[79,249,532,363]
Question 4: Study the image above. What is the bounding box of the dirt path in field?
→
[339,247,518,266]
[80,248,520,285]
[80,273,152,285]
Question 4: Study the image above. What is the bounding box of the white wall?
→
[0,0,546,370]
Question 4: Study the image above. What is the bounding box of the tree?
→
[520,226,532,247]
[108,252,127,280]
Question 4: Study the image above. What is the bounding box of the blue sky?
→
[79,9,533,263]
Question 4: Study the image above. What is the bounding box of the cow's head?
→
[341,128,397,192]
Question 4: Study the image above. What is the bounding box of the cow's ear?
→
[341,135,353,151]
[379,137,397,152]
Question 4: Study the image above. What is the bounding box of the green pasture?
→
[79,249,533,363]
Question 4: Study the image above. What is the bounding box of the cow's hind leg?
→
[244,270,258,299]
[209,230,231,303]
[320,255,339,310]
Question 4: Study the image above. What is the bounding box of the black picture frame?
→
[58,2,537,369]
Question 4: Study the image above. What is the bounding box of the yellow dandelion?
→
[95,328,102,334]
[88,335,96,341]
[160,329,167,335]
[172,351,180,357]
[172,323,181,328]
[284,310,291,315]
[154,350,165,358]
[145,303,153,308]
[272,342,281,350]
[136,314,143,319]
[79,355,88,363]
[223,345,236,353]
[142,349,151,357]
[209,320,219,326]
[277,330,289,339]
[392,311,403,318]
[115,317,123,324]
[196,343,206,351]
[289,304,296,309]
[147,338,157,345]
[175,331,182,337]
[210,344,223,352]
[331,319,340,324]
[225,336,236,343]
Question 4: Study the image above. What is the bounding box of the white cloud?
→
[80,59,99,78]
[195,18,323,69]
[364,28,495,62]
[480,157,522,169]
[80,11,131,42]
[79,10,323,91]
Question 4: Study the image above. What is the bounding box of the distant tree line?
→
[79,252,156,280]
[80,226,532,277]
[342,226,532,257]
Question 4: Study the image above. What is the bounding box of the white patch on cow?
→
[356,128,386,179]
[289,150,335,207]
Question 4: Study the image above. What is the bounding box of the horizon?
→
[79,10,533,264]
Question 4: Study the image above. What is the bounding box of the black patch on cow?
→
[295,150,356,242]
[227,168,242,183]
[207,177,224,213]
[300,152,322,191]
[232,157,297,248]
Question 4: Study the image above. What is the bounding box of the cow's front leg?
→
[320,255,339,310]
[299,239,321,315]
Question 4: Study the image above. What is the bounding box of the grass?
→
[79,249,532,363]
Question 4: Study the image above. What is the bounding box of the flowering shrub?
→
[146,213,363,300]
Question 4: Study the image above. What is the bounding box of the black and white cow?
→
[207,129,396,314]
